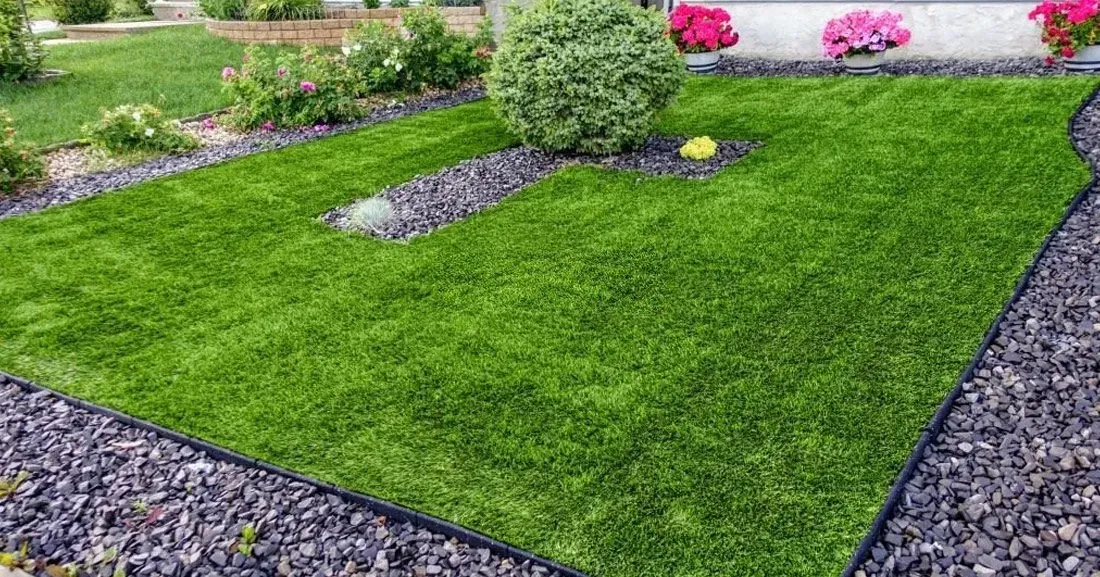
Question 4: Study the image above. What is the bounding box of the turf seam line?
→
[838,84,1100,577]
[0,370,588,577]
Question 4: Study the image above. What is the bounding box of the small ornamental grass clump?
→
[343,8,492,94]
[679,136,717,161]
[1,0,46,83]
[83,104,199,156]
[1029,0,1100,62]
[821,10,911,58]
[488,0,684,155]
[223,47,361,130]
[667,4,739,53]
[0,110,43,193]
[348,197,393,233]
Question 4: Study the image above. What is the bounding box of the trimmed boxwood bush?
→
[487,0,684,154]
[46,0,113,24]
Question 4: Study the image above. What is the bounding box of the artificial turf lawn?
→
[0,76,1095,576]
[1,27,265,145]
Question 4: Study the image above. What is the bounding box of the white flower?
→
[383,58,391,67]
[341,46,351,56]
[353,43,362,52]
[132,111,142,122]
[144,128,155,137]
[394,62,403,72]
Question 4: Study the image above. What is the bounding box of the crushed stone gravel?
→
[323,136,760,240]
[716,56,1066,77]
[0,88,486,220]
[0,379,567,577]
[854,90,1100,576]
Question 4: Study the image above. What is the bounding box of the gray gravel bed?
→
[855,92,1100,576]
[717,56,1065,77]
[0,88,486,220]
[324,136,759,240]
[0,380,565,577]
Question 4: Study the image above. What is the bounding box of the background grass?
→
[0,76,1094,577]
[2,27,264,145]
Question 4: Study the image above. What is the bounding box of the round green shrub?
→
[46,0,113,24]
[487,0,684,154]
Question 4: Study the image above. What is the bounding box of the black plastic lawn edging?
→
[0,371,588,577]
[838,84,1100,577]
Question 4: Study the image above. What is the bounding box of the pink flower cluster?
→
[821,10,911,58]
[667,4,739,53]
[1029,0,1100,59]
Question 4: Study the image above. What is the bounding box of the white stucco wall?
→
[683,2,1045,58]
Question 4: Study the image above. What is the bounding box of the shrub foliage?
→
[0,0,45,82]
[244,0,322,22]
[0,109,44,193]
[82,104,200,155]
[46,0,113,24]
[199,0,246,20]
[487,0,683,154]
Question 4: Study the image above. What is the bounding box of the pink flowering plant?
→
[821,10,911,58]
[667,4,739,53]
[1028,0,1100,60]
[222,46,360,131]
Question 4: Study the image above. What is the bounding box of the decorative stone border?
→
[843,87,1100,577]
[206,6,485,46]
[0,371,586,577]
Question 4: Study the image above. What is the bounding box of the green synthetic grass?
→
[2,27,261,145]
[0,77,1094,577]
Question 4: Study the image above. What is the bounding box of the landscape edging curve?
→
[0,370,589,577]
[838,84,1100,577]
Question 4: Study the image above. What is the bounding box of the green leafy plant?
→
[223,46,361,129]
[245,0,322,21]
[1,0,45,82]
[0,470,29,499]
[388,0,408,7]
[679,136,717,160]
[82,104,200,156]
[236,524,258,556]
[488,0,683,154]
[45,0,113,24]
[424,0,482,6]
[343,7,491,93]
[361,0,379,8]
[0,111,43,193]
[130,498,148,513]
[0,541,33,572]
[199,0,245,20]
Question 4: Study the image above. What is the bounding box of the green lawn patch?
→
[2,26,266,145]
[0,76,1094,577]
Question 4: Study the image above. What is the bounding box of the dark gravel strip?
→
[0,88,487,220]
[716,56,1066,78]
[324,136,760,240]
[0,373,580,577]
[851,90,1100,577]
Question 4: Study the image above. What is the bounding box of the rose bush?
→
[0,109,43,193]
[82,104,199,155]
[1029,0,1100,61]
[821,10,911,58]
[667,4,738,53]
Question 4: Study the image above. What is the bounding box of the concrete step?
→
[61,20,199,40]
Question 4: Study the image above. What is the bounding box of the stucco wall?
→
[483,0,1045,59]
[676,2,1044,58]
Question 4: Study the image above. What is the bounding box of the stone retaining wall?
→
[206,6,484,46]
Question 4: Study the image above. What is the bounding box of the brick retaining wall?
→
[206,6,484,46]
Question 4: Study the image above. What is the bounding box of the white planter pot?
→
[843,52,884,75]
[684,51,721,74]
[1065,45,1100,72]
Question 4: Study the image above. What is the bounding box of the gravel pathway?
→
[0,378,570,577]
[0,88,486,220]
[323,136,760,240]
[717,56,1064,77]
[854,91,1100,576]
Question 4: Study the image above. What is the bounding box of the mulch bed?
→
[323,137,760,241]
[854,90,1100,577]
